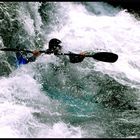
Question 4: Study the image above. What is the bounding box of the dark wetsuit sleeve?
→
[69,53,85,63]
[27,55,37,62]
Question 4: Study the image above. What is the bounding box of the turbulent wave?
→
[0,2,140,138]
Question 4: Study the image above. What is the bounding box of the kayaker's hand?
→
[79,52,86,56]
[33,50,41,57]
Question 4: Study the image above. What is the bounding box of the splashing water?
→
[0,2,140,138]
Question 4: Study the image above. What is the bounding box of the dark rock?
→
[106,0,140,18]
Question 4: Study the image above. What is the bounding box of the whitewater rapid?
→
[0,2,140,138]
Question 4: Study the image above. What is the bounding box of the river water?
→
[0,2,140,138]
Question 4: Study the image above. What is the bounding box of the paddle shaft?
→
[0,48,118,63]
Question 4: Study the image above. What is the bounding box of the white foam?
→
[47,2,140,88]
[37,122,82,138]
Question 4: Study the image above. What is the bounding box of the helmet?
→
[49,38,61,45]
[49,38,62,50]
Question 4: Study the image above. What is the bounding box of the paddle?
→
[0,48,33,53]
[57,52,118,63]
[0,48,118,63]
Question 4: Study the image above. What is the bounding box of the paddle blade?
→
[92,52,118,63]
